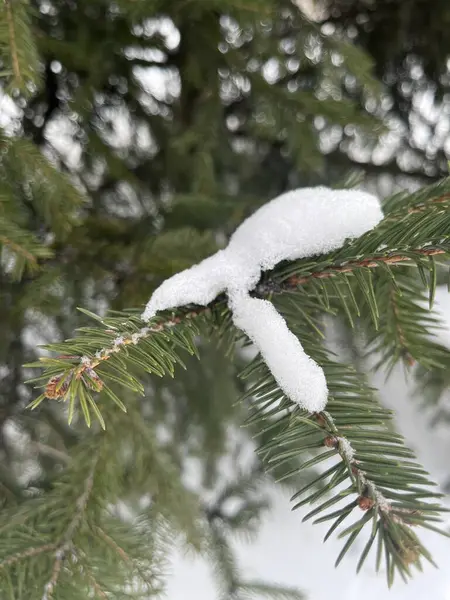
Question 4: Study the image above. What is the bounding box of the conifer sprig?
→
[0,0,40,93]
[0,133,86,279]
[3,136,85,238]
[242,337,447,586]
[41,457,98,600]
[258,247,445,292]
[23,177,450,583]
[27,178,450,431]
[0,215,52,277]
[0,437,167,599]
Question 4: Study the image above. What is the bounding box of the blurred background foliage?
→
[1,0,450,598]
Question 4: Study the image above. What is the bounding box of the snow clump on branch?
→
[142,187,383,413]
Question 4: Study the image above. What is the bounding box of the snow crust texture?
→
[230,293,329,411]
[142,186,383,412]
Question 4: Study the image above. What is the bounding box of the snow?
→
[337,436,356,462]
[230,292,328,411]
[142,187,382,319]
[142,252,233,318]
[142,186,383,412]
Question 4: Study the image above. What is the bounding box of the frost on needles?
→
[142,187,383,413]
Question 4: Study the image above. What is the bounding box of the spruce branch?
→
[0,234,38,265]
[199,460,306,599]
[4,0,20,83]
[23,178,450,584]
[41,457,97,600]
[389,288,415,367]
[85,566,108,600]
[29,246,448,423]
[72,308,206,377]
[32,441,72,465]
[94,526,131,564]
[0,430,167,597]
[0,0,40,93]
[94,523,163,594]
[358,267,450,372]
[243,342,447,586]
[0,544,57,570]
[236,581,304,600]
[0,134,85,278]
[383,177,450,215]
[0,215,52,278]
[258,248,445,293]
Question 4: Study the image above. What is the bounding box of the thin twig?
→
[95,525,155,589]
[0,544,57,569]
[85,565,108,599]
[407,196,450,214]
[32,441,72,465]
[43,247,447,398]
[319,408,430,537]
[0,235,38,265]
[315,412,396,516]
[279,248,445,289]
[41,458,98,600]
[95,526,130,563]
[384,194,450,219]
[45,308,208,396]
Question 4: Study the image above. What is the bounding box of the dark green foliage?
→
[0,441,167,599]
[320,0,450,182]
[23,176,450,588]
[1,0,450,598]
[0,0,39,94]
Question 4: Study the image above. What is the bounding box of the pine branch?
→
[4,136,85,237]
[41,457,98,600]
[4,0,20,82]
[22,177,450,584]
[243,333,447,586]
[0,0,40,93]
[0,214,52,279]
[258,248,445,293]
[0,544,57,570]
[0,431,168,597]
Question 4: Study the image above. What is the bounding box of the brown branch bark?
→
[43,246,447,397]
[278,248,445,290]
[0,544,57,569]
[313,411,417,529]
[0,235,38,266]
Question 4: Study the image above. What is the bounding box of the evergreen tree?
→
[320,0,450,183]
[0,1,449,598]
